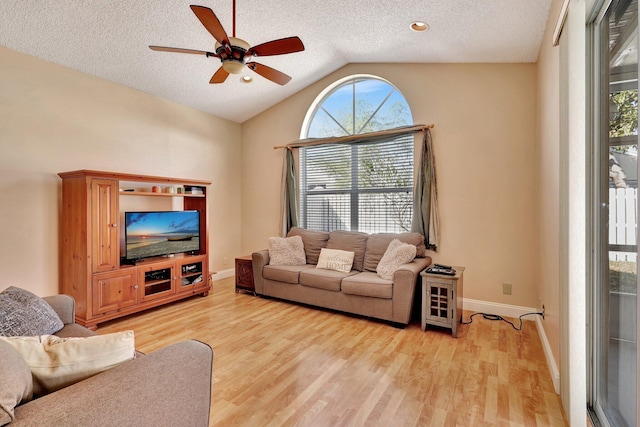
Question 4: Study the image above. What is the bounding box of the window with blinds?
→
[299,134,414,233]
[299,76,414,233]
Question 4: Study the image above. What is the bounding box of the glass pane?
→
[371,90,413,129]
[304,193,351,231]
[307,109,350,138]
[358,136,414,190]
[318,83,354,135]
[359,192,413,234]
[600,0,638,425]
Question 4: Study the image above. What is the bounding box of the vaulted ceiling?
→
[0,0,552,123]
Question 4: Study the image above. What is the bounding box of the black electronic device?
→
[426,265,456,276]
[433,263,452,270]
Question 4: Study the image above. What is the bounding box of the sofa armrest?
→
[43,294,75,325]
[252,250,270,295]
[13,340,213,427]
[391,256,432,324]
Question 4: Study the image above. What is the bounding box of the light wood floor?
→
[99,278,568,426]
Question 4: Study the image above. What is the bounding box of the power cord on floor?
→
[461,311,544,331]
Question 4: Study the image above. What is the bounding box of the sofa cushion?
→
[287,227,330,265]
[326,230,368,272]
[0,286,64,337]
[263,265,314,284]
[0,331,135,397]
[0,340,33,425]
[363,232,426,272]
[376,239,417,280]
[341,272,393,299]
[299,268,356,292]
[268,235,306,266]
[316,248,355,273]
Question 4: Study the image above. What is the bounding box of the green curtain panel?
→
[411,129,440,250]
[281,148,298,236]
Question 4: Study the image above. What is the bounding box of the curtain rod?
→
[273,124,434,149]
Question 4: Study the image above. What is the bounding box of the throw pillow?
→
[268,235,306,266]
[0,330,135,397]
[0,340,33,426]
[376,239,417,280]
[363,232,426,272]
[0,286,64,337]
[316,248,355,273]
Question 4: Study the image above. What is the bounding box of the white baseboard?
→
[211,268,234,281]
[463,298,560,394]
[463,298,538,319]
[535,316,560,393]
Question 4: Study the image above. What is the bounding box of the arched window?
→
[299,75,414,233]
[302,75,412,138]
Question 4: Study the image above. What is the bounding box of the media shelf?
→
[59,170,211,330]
[180,260,204,288]
[141,265,173,299]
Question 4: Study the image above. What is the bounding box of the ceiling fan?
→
[149,2,305,85]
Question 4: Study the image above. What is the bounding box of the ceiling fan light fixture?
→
[217,36,250,74]
[222,60,246,74]
[240,75,253,83]
[410,21,429,32]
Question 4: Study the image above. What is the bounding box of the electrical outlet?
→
[542,304,545,319]
[502,283,512,295]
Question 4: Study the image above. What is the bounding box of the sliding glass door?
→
[591,0,639,425]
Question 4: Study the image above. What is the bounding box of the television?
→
[124,210,200,261]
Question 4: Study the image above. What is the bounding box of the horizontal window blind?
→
[300,134,414,233]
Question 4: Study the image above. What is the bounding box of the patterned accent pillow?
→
[316,248,355,273]
[376,239,417,280]
[268,235,307,266]
[0,287,64,337]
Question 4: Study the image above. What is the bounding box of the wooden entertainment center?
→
[58,170,211,330]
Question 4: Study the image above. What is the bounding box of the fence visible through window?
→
[609,187,638,262]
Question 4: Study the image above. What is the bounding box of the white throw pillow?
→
[268,235,307,266]
[376,239,417,280]
[0,331,135,397]
[316,248,355,273]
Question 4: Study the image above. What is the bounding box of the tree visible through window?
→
[300,76,413,233]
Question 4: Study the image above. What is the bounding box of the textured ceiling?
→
[0,0,552,123]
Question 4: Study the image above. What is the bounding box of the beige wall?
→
[0,46,242,297]
[536,0,563,381]
[242,62,540,308]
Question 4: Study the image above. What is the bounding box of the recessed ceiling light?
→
[240,75,253,83]
[410,21,429,32]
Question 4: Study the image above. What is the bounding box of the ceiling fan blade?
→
[247,62,292,85]
[149,46,217,57]
[210,66,229,84]
[190,5,230,46]
[247,37,305,57]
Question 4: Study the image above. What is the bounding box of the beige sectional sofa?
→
[1,294,213,426]
[252,228,432,326]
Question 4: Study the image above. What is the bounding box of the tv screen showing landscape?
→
[125,211,200,260]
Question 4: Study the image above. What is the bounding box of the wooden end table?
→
[235,255,255,295]
[420,266,465,337]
